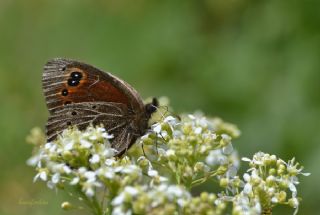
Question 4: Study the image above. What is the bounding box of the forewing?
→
[42,58,145,114]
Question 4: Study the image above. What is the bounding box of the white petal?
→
[226,165,238,178]
[64,142,74,151]
[102,133,114,139]
[104,171,115,179]
[222,143,233,155]
[271,197,278,203]
[40,171,47,181]
[63,165,72,174]
[89,135,97,140]
[301,172,311,176]
[243,183,252,194]
[52,173,60,184]
[164,116,176,122]
[89,154,100,164]
[289,183,297,196]
[241,157,251,162]
[26,155,40,166]
[188,114,195,119]
[153,124,162,133]
[85,187,95,197]
[84,171,96,180]
[70,177,80,185]
[194,127,202,134]
[80,139,92,148]
[112,193,125,205]
[105,159,116,166]
[124,186,139,195]
[148,170,158,177]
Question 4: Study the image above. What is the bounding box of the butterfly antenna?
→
[157,105,181,121]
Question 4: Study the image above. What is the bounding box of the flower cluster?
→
[27,107,309,215]
[138,114,240,188]
[236,152,310,215]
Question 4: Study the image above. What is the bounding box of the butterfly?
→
[42,58,158,156]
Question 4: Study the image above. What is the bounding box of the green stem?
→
[76,186,103,215]
[191,170,219,187]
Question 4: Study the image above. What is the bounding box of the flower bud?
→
[137,156,149,167]
[142,137,154,146]
[200,192,209,201]
[266,175,276,186]
[269,168,276,175]
[277,164,286,175]
[288,197,299,208]
[278,191,287,203]
[61,201,73,210]
[194,162,205,172]
[219,178,229,188]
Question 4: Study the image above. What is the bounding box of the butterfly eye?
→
[71,111,77,116]
[68,78,80,86]
[61,89,68,96]
[70,71,82,80]
[92,105,97,109]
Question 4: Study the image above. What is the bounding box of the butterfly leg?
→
[141,143,147,157]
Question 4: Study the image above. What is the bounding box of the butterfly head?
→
[145,97,159,118]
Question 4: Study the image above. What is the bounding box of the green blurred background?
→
[0,0,319,214]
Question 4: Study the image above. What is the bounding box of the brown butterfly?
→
[42,58,158,155]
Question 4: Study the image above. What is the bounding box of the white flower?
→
[194,127,202,134]
[124,186,139,195]
[112,186,139,206]
[167,185,184,197]
[80,139,92,148]
[153,124,162,133]
[89,154,100,164]
[288,182,297,197]
[105,158,116,166]
[104,171,115,179]
[82,179,101,197]
[271,196,278,203]
[206,150,228,166]
[148,169,158,177]
[165,149,175,157]
[84,171,96,182]
[242,157,251,162]
[26,154,41,167]
[243,183,252,195]
[121,165,141,175]
[45,142,57,153]
[70,177,80,185]
[112,207,132,215]
[52,173,60,184]
[34,170,47,182]
[226,165,238,178]
[188,114,195,120]
[222,143,233,155]
[64,141,74,151]
[112,193,125,206]
[102,132,114,139]
[103,148,115,158]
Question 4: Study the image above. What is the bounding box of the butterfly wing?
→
[42,58,145,114]
[42,58,147,155]
[46,101,139,154]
